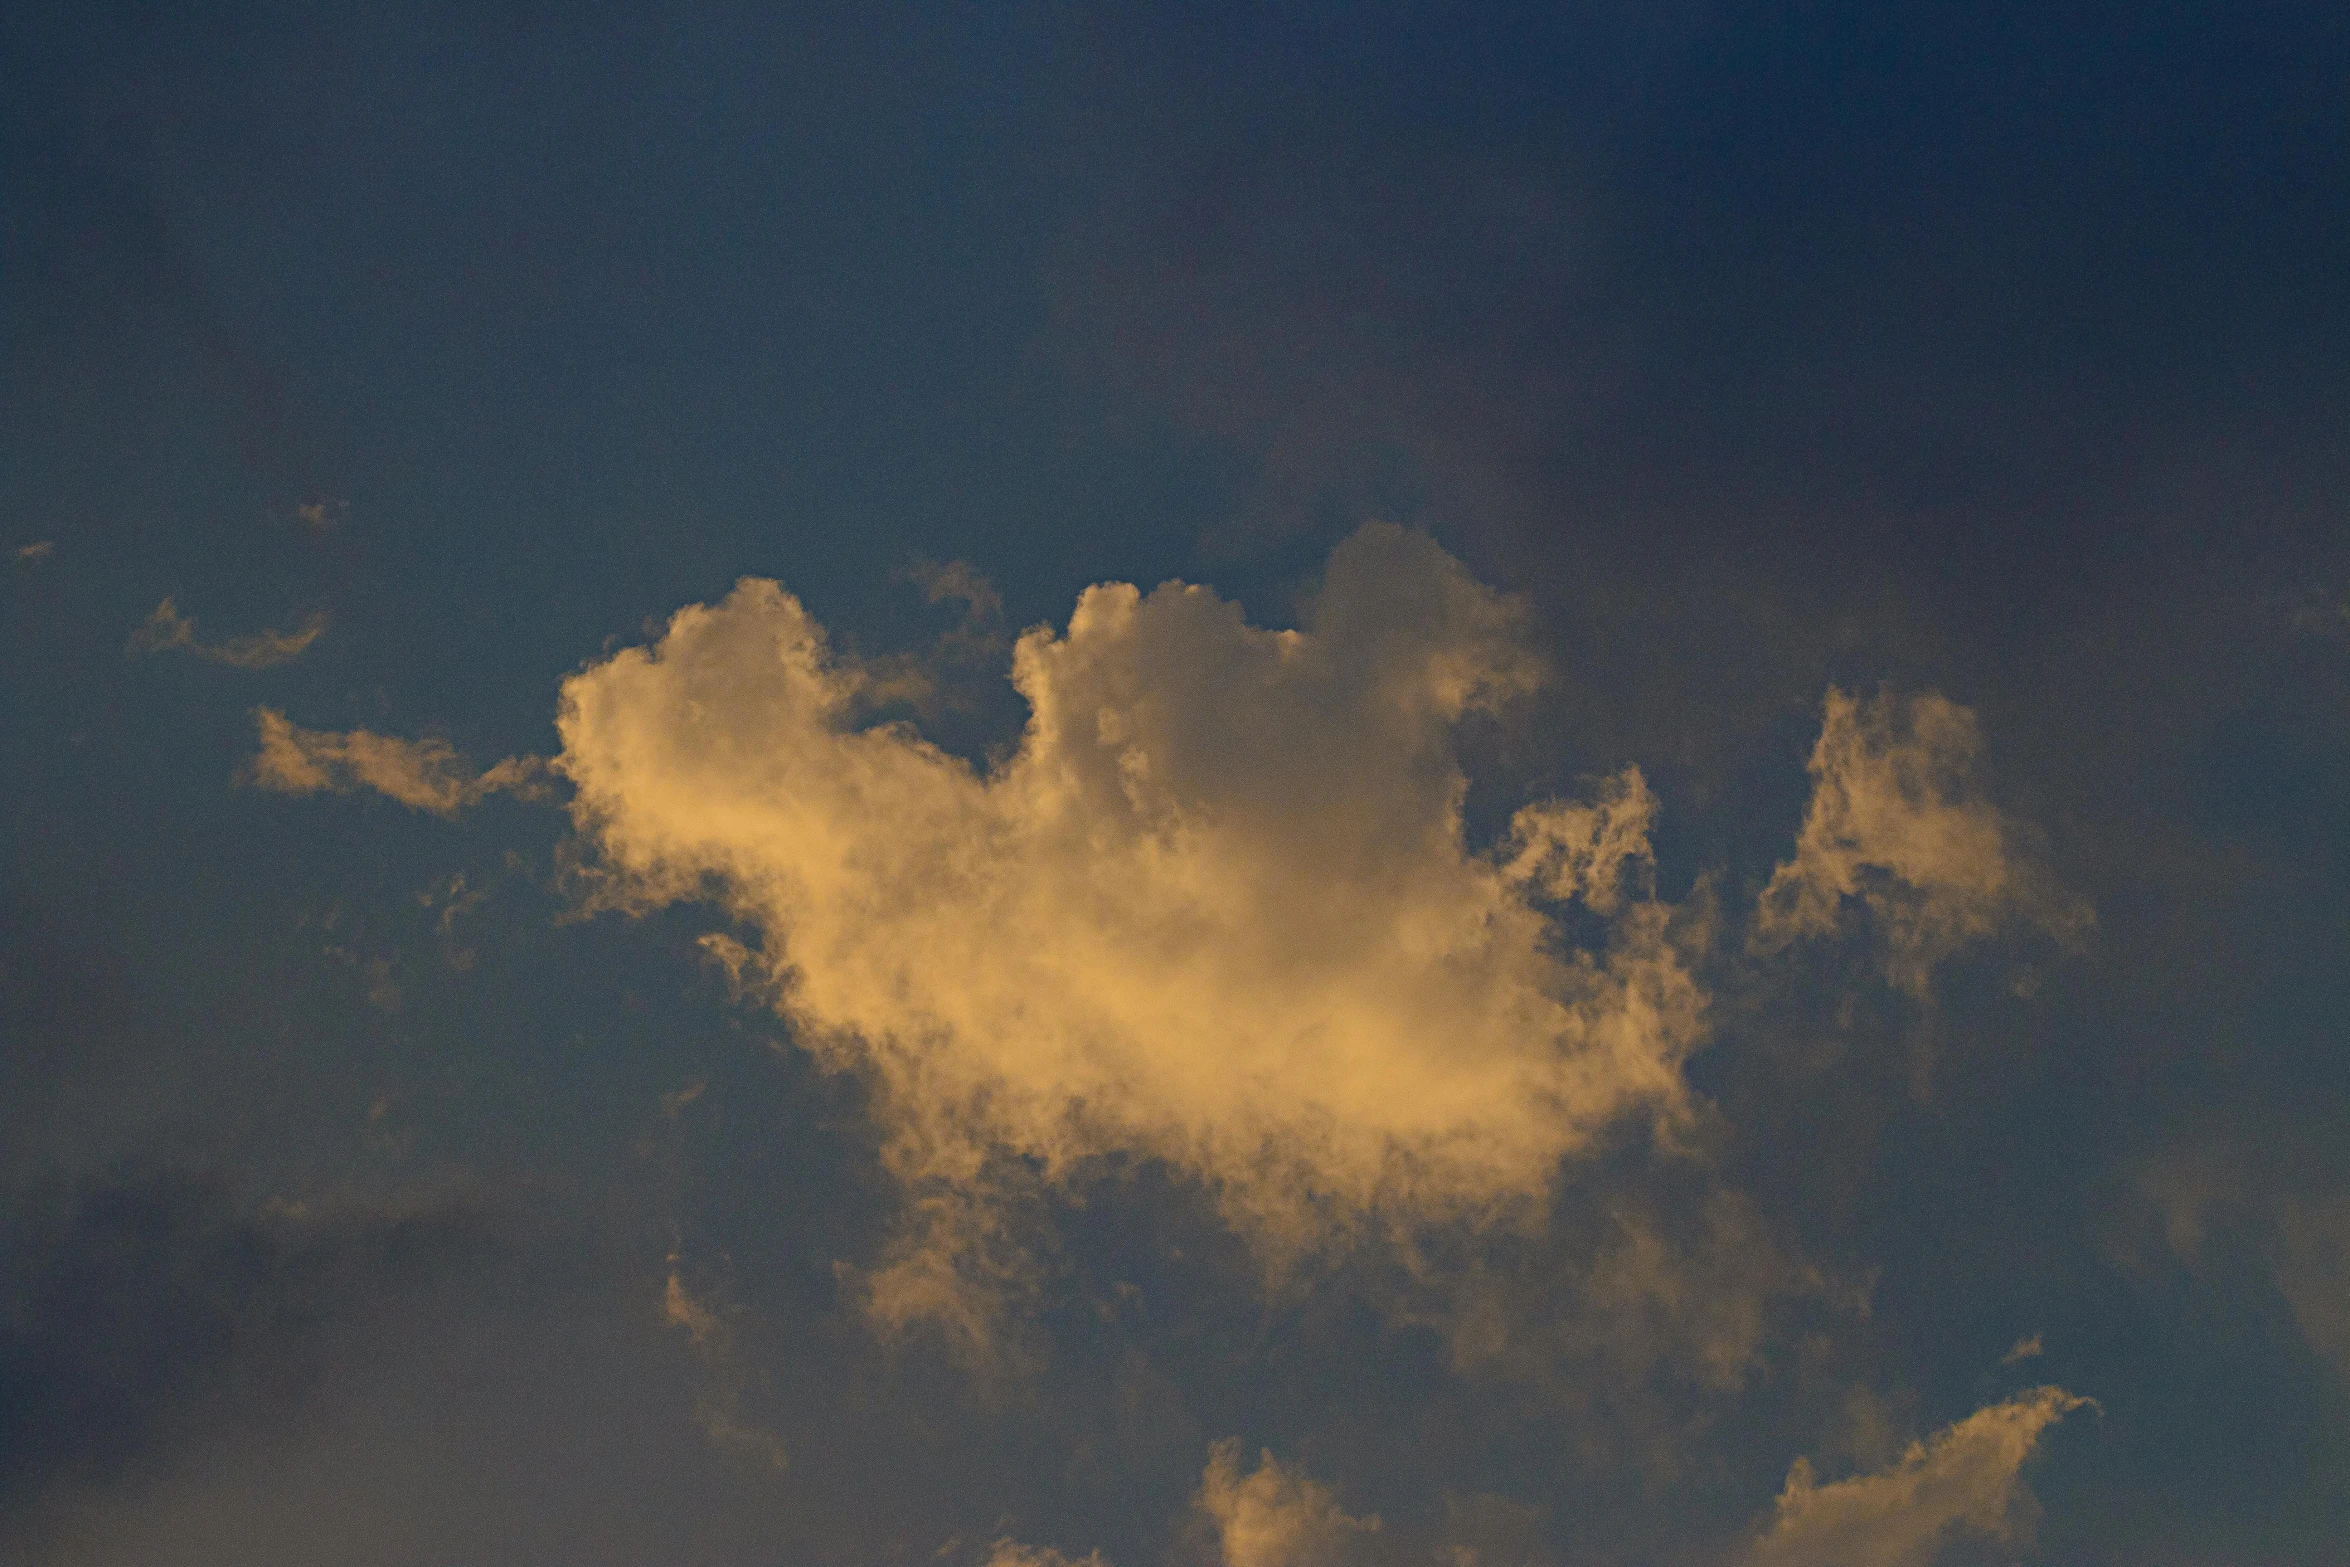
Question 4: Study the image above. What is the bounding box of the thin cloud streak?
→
[130,597,328,670]
[248,708,547,816]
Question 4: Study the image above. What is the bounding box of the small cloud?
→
[1744,1386,2092,1567]
[14,541,53,565]
[293,497,349,530]
[1197,1441,1381,1567]
[2000,1333,2043,1365]
[1750,687,2089,998]
[661,1267,723,1350]
[131,597,329,670]
[984,1545,1108,1567]
[248,708,549,816]
[418,872,492,968]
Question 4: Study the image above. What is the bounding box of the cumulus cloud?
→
[130,597,328,669]
[1743,1387,2090,1567]
[248,708,547,816]
[1751,688,2088,996]
[555,524,1709,1342]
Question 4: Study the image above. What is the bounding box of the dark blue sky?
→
[4,5,2346,1565]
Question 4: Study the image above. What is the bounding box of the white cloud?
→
[1743,1387,2090,1567]
[248,708,547,816]
[1751,687,2088,997]
[554,525,1709,1344]
[131,597,328,669]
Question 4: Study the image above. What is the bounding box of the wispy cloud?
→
[1751,688,2089,997]
[131,597,328,670]
[1743,1387,2090,1567]
[248,708,546,815]
[13,541,52,565]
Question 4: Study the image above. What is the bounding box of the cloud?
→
[1743,1387,2090,1567]
[1751,688,2088,997]
[1999,1333,2043,1366]
[986,1545,1108,1567]
[13,541,52,565]
[1197,1443,1382,1567]
[554,525,1709,1343]
[248,708,547,816]
[130,597,328,669]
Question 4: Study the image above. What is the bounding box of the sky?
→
[2,4,2347,1564]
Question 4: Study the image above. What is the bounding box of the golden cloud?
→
[248,708,547,816]
[1744,1387,2089,1567]
[1197,1443,1381,1567]
[1751,687,2088,996]
[555,525,1707,1342]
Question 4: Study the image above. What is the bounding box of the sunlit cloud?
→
[13,540,52,565]
[1751,687,2089,997]
[1742,1387,2090,1567]
[248,707,547,815]
[131,597,328,670]
[555,524,1710,1345]
[1198,1442,1381,1567]
[985,1544,1108,1567]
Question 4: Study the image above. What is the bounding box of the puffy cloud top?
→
[555,525,1704,1329]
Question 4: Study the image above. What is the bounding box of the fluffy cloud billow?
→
[555,525,1710,1339]
[253,525,2078,1365]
